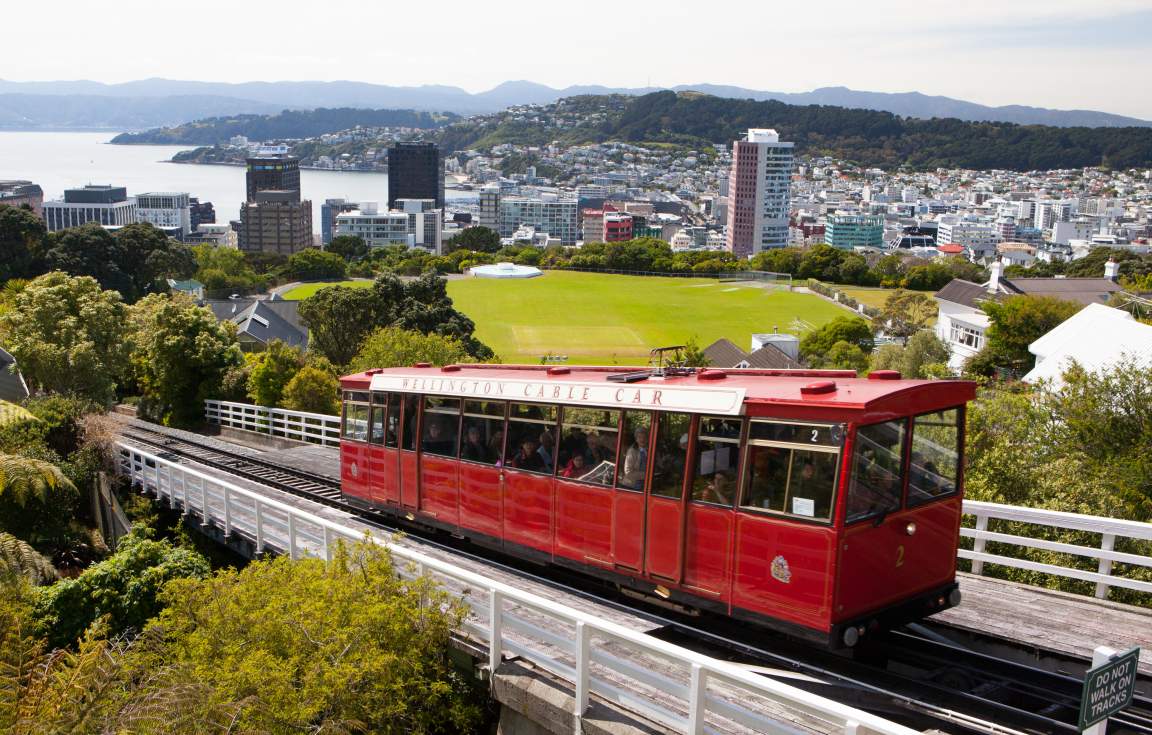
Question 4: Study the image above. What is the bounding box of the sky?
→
[4,0,1151,118]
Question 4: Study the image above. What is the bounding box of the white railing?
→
[205,400,341,447]
[961,501,1152,599]
[116,442,914,735]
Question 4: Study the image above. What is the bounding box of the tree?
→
[33,529,210,649]
[148,543,485,733]
[0,272,129,404]
[283,248,347,281]
[818,340,871,372]
[680,337,710,368]
[350,327,470,372]
[799,316,874,365]
[192,244,265,296]
[967,295,1082,377]
[446,226,501,253]
[281,365,340,414]
[299,285,382,366]
[0,453,79,545]
[873,289,936,343]
[113,222,197,300]
[0,204,47,283]
[43,224,134,298]
[245,339,305,407]
[0,533,57,585]
[129,295,244,426]
[870,330,951,378]
[326,234,369,261]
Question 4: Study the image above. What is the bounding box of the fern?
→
[0,453,76,509]
[0,533,57,585]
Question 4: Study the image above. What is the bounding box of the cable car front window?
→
[847,420,907,524]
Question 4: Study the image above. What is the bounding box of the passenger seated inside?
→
[701,473,734,505]
[537,429,555,472]
[560,452,589,479]
[742,446,788,509]
[422,420,455,455]
[620,427,649,489]
[460,425,491,463]
[509,436,547,473]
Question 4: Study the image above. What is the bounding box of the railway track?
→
[118,423,1152,735]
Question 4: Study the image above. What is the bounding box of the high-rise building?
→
[136,192,192,239]
[387,142,444,210]
[334,199,442,253]
[825,214,885,250]
[245,155,300,203]
[43,185,138,231]
[603,211,634,242]
[0,180,44,217]
[725,129,794,258]
[321,198,359,244]
[238,191,313,255]
[189,198,216,230]
[479,188,579,244]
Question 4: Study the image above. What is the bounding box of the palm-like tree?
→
[0,532,57,585]
[0,453,75,510]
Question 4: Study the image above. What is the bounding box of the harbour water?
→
[0,131,476,230]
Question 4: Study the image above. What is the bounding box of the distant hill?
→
[438,91,1152,171]
[0,78,1148,128]
[0,93,280,130]
[111,107,460,145]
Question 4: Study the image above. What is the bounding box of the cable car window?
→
[617,411,653,492]
[847,420,907,523]
[345,391,369,403]
[342,403,369,441]
[384,393,401,448]
[369,399,386,445]
[740,420,841,522]
[748,420,843,447]
[400,395,420,451]
[557,407,620,486]
[908,408,961,506]
[504,403,558,475]
[650,412,691,499]
[422,397,461,458]
[460,400,505,466]
[691,417,743,505]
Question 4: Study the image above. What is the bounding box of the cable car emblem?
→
[350,462,359,478]
[771,555,792,584]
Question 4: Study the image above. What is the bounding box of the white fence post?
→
[971,513,989,576]
[489,590,503,674]
[686,663,706,735]
[575,621,591,727]
[1095,534,1115,599]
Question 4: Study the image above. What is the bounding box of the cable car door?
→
[645,412,691,582]
[398,394,421,510]
[612,410,651,572]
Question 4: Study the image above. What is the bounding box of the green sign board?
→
[1079,647,1141,730]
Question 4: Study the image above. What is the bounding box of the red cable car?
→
[338,364,976,648]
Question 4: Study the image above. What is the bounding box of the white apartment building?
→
[335,199,443,254]
[936,215,999,261]
[725,129,794,258]
[136,192,192,239]
[478,189,579,244]
[43,185,138,232]
[1050,218,1096,245]
[1033,199,1075,231]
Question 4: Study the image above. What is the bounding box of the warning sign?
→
[1079,647,1140,730]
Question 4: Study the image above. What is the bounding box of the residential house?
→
[1023,303,1152,387]
[206,298,307,351]
[700,338,800,370]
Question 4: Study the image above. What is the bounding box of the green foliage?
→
[870,330,951,378]
[283,248,348,282]
[350,327,471,372]
[446,226,501,253]
[968,295,1082,376]
[964,361,1152,603]
[0,452,79,545]
[20,395,99,457]
[245,339,305,407]
[0,532,58,585]
[192,244,267,296]
[280,365,340,414]
[819,340,870,372]
[300,272,493,367]
[34,528,210,648]
[873,289,936,342]
[0,204,47,283]
[680,336,710,368]
[326,234,369,261]
[128,294,244,426]
[800,316,874,366]
[0,272,129,404]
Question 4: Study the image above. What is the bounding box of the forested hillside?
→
[111,107,459,145]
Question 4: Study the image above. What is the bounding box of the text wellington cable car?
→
[338,364,976,648]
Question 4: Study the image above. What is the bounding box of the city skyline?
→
[2,0,1151,119]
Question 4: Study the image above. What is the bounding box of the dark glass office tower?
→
[246,156,301,202]
[387,142,444,209]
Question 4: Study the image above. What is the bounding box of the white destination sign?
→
[369,373,747,415]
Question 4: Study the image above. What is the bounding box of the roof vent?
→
[697,369,727,381]
[413,362,432,368]
[800,380,837,395]
[547,366,571,375]
[441,365,461,372]
[365,368,384,375]
[868,370,902,380]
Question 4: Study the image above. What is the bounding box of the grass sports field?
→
[282,272,851,364]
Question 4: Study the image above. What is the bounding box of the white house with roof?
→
[1023,303,1152,388]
